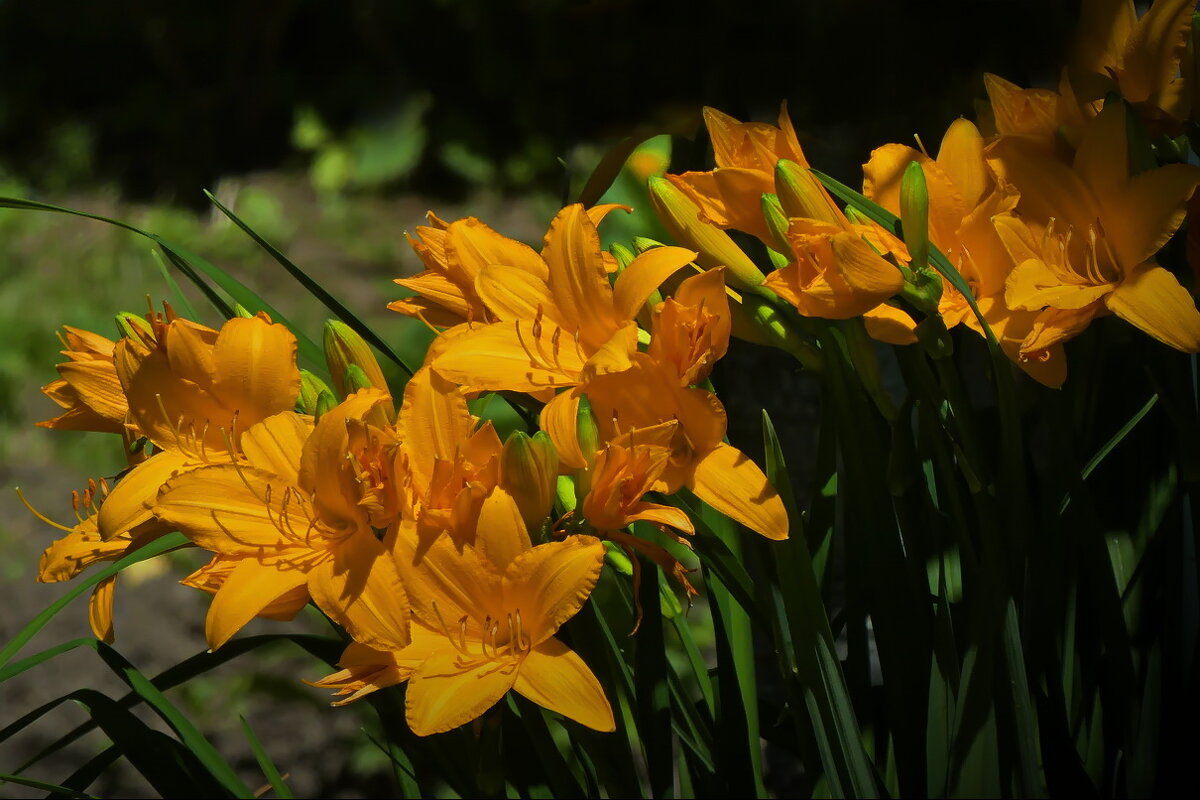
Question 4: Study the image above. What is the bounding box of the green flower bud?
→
[900,161,930,271]
[298,369,333,415]
[501,430,559,533]
[647,175,766,289]
[323,320,387,398]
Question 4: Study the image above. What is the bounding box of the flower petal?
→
[1105,262,1200,351]
[98,451,192,540]
[309,529,411,652]
[611,245,697,322]
[541,205,621,348]
[514,638,615,732]
[432,320,588,392]
[406,651,518,736]
[476,265,562,323]
[240,411,311,487]
[210,317,300,429]
[539,389,585,470]
[688,442,788,540]
[88,575,117,644]
[205,557,311,650]
[502,535,604,645]
[862,304,919,345]
[474,488,532,571]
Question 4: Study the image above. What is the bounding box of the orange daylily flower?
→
[39,326,127,435]
[1068,0,1196,126]
[29,479,163,643]
[863,118,1068,386]
[542,270,788,541]
[668,104,806,243]
[394,367,504,551]
[152,393,400,650]
[432,204,697,393]
[315,489,613,735]
[988,100,1200,354]
[763,161,912,343]
[391,205,630,330]
[96,312,300,542]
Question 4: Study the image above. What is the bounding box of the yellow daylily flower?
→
[391,205,630,329]
[395,366,504,551]
[29,479,166,643]
[431,204,696,393]
[1069,0,1196,126]
[863,118,1068,386]
[96,311,300,542]
[39,326,128,435]
[988,100,1200,353]
[542,270,788,540]
[667,104,806,243]
[152,394,400,650]
[316,489,614,735]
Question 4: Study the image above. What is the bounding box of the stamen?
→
[15,488,74,532]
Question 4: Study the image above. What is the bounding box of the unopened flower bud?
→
[501,431,559,533]
[760,193,793,268]
[632,236,665,254]
[314,389,338,419]
[775,160,841,225]
[576,395,601,497]
[298,370,332,415]
[900,161,930,271]
[609,242,635,271]
[324,320,388,398]
[233,303,256,319]
[648,176,766,289]
[114,312,153,342]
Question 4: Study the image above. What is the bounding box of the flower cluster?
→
[24,0,1200,746]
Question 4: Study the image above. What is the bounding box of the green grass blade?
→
[96,644,253,798]
[1060,393,1159,514]
[634,559,673,798]
[240,716,294,799]
[0,773,96,798]
[762,411,878,797]
[204,190,414,377]
[150,248,200,320]
[0,532,188,672]
[0,638,96,683]
[0,195,323,367]
[57,745,121,797]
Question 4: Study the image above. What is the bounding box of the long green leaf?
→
[0,532,188,672]
[96,644,253,798]
[0,773,96,798]
[0,196,323,367]
[240,716,294,799]
[204,190,415,377]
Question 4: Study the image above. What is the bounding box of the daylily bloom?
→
[863,119,1068,386]
[28,479,161,642]
[988,100,1200,354]
[96,311,300,542]
[542,270,789,541]
[431,204,696,393]
[391,205,630,330]
[152,393,399,649]
[667,104,806,244]
[39,326,128,435]
[394,367,504,552]
[317,489,614,736]
[764,160,913,343]
[1068,0,1196,127]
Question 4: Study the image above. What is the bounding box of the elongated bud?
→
[342,364,374,395]
[775,160,841,225]
[632,236,665,254]
[314,389,338,419]
[233,303,256,319]
[647,176,766,288]
[900,161,930,271]
[609,242,635,271]
[298,370,332,415]
[576,395,600,498]
[115,312,153,342]
[324,320,387,397]
[501,431,559,533]
[741,293,824,372]
[760,193,793,268]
